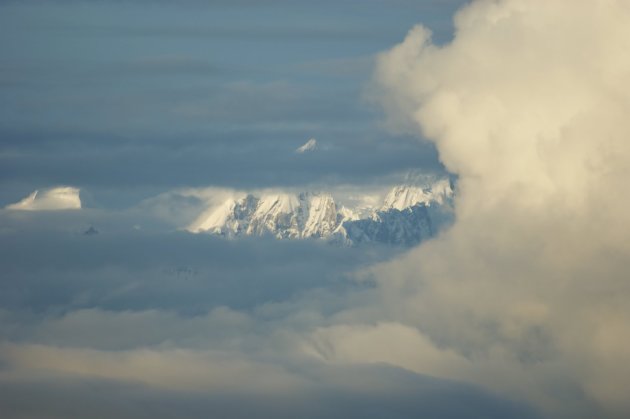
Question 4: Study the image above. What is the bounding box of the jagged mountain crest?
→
[189,181,453,246]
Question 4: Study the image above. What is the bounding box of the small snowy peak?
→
[296,138,317,154]
[6,187,81,211]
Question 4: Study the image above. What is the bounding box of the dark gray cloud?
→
[0,213,539,419]
[0,203,538,419]
[0,127,443,205]
[0,220,386,313]
[0,0,458,204]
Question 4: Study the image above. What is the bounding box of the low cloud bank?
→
[0,227,537,418]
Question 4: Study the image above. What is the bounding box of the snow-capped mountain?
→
[6,186,82,211]
[189,180,453,246]
[342,204,433,246]
[296,138,318,153]
[190,192,341,239]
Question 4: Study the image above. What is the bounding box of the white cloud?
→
[301,322,472,379]
[361,0,630,417]
[6,187,81,211]
[0,342,307,395]
[0,305,537,419]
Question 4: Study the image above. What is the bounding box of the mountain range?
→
[188,180,454,246]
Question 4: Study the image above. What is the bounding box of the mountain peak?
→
[6,186,81,211]
[296,138,317,154]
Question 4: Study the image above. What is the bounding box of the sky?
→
[0,0,463,207]
[3,1,630,418]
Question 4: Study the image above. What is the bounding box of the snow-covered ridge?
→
[188,180,453,246]
[189,192,339,238]
[382,178,451,210]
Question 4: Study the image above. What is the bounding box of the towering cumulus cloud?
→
[366,0,630,417]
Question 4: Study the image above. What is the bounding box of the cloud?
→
[4,0,615,417]
[364,0,630,417]
[6,187,81,211]
[0,341,539,419]
[0,0,452,198]
[0,226,538,418]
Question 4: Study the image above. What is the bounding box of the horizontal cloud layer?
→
[0,225,538,418]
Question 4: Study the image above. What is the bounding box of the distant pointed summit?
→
[83,226,99,236]
[296,138,317,154]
